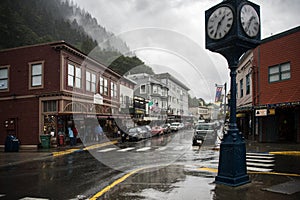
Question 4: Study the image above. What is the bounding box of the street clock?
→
[205,0,260,66]
[205,0,261,187]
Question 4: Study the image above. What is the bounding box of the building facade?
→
[0,41,125,148]
[236,26,300,143]
[154,73,190,120]
[126,73,169,121]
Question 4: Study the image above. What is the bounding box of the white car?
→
[170,122,184,131]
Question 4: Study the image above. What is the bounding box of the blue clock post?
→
[205,0,261,186]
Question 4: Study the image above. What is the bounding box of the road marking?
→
[52,141,118,157]
[90,168,145,200]
[97,148,117,153]
[173,146,186,151]
[136,147,151,152]
[197,167,300,177]
[156,146,168,151]
[269,151,300,156]
[19,197,49,200]
[117,147,135,152]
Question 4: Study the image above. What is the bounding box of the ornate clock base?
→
[215,132,250,187]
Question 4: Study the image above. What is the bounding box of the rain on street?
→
[0,128,220,199]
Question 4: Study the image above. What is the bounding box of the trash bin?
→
[5,135,19,152]
[40,134,51,149]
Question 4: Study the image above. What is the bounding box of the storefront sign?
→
[255,109,267,116]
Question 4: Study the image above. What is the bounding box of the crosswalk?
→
[96,146,275,172]
[96,145,191,153]
[246,152,275,172]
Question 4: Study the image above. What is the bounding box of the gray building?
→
[126,73,190,121]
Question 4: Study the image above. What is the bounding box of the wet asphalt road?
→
[1,129,215,199]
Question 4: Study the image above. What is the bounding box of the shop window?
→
[29,61,44,89]
[43,100,57,112]
[269,62,291,83]
[0,66,9,91]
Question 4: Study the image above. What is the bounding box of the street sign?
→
[255,109,267,116]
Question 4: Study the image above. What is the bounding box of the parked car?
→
[192,123,216,146]
[170,122,184,132]
[162,123,171,134]
[151,126,164,136]
[127,125,151,141]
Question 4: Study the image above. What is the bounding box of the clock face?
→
[240,5,260,37]
[207,6,233,40]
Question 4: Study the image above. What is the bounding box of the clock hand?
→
[215,14,226,37]
[246,16,255,32]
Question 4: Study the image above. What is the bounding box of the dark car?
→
[162,123,171,134]
[127,125,151,141]
[192,123,216,146]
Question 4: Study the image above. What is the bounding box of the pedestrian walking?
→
[68,126,75,146]
[72,126,78,145]
[94,124,103,142]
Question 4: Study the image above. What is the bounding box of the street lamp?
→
[205,0,261,186]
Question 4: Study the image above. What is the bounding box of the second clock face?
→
[207,6,233,40]
[240,4,260,37]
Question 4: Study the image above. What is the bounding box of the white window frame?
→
[29,61,44,89]
[68,63,75,87]
[86,71,96,92]
[0,66,9,91]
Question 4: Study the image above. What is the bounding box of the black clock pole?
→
[215,54,250,187]
[205,0,260,187]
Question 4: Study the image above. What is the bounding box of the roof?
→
[262,26,300,43]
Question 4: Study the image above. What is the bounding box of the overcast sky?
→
[73,0,300,102]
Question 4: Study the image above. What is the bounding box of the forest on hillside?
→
[0,0,154,75]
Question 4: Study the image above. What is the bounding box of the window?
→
[29,62,43,88]
[75,67,81,88]
[140,84,146,94]
[68,64,75,87]
[100,77,108,95]
[240,79,243,98]
[68,63,81,88]
[0,66,9,91]
[100,77,103,94]
[111,81,117,98]
[152,85,158,94]
[269,62,291,83]
[43,100,57,112]
[246,74,250,95]
[86,71,96,92]
[104,78,108,95]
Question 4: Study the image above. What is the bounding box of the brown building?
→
[0,41,123,148]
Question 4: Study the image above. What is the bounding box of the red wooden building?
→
[0,41,122,148]
[252,26,300,142]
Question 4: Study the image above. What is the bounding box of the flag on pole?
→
[215,86,223,103]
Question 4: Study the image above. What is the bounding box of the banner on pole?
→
[215,86,223,103]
